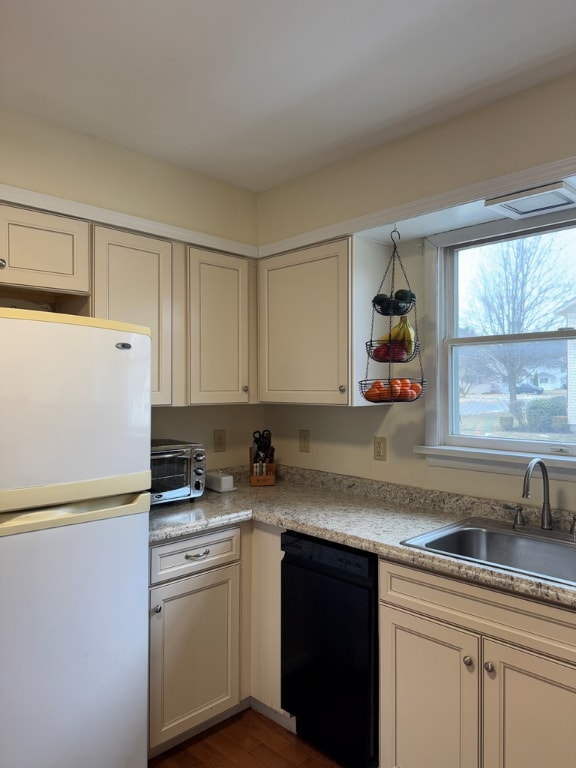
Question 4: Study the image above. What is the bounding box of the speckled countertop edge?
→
[149,468,576,611]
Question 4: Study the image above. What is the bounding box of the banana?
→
[398,315,415,354]
[377,317,408,344]
[378,320,400,343]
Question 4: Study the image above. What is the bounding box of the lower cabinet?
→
[379,562,576,768]
[482,639,576,767]
[380,607,480,768]
[149,530,241,751]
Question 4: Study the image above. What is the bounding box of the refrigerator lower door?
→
[0,509,149,768]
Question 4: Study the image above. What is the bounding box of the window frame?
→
[416,210,576,480]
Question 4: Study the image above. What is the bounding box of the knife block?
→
[249,447,276,487]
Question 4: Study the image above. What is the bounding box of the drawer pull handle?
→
[185,548,211,560]
[153,605,162,614]
[484,661,495,674]
[463,655,473,667]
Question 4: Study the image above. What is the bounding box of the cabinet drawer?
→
[379,560,576,664]
[150,526,240,585]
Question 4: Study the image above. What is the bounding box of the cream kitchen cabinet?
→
[482,638,576,767]
[0,204,90,293]
[380,606,480,768]
[187,247,250,403]
[379,561,576,768]
[258,237,388,405]
[149,528,241,752]
[93,226,172,405]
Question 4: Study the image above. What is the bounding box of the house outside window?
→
[418,215,576,477]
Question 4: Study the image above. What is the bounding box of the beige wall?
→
[0,109,258,245]
[257,73,576,245]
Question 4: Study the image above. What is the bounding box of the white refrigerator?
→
[0,308,152,768]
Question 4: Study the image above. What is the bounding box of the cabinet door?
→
[93,226,172,405]
[258,240,349,404]
[380,605,480,768]
[483,639,576,768]
[0,205,90,293]
[188,248,249,403]
[149,563,240,749]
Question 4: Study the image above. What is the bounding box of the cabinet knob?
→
[484,661,495,673]
[0,258,6,269]
[338,385,346,393]
[242,385,249,393]
[153,605,162,614]
[463,655,473,667]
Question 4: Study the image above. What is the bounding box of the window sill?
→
[414,444,576,481]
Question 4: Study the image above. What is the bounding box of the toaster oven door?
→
[150,448,192,505]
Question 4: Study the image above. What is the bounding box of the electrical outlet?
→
[299,429,310,453]
[374,436,387,461]
[213,429,226,453]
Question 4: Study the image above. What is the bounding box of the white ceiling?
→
[1,0,575,193]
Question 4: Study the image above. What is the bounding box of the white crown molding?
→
[257,157,576,257]
[3,156,576,260]
[0,184,258,258]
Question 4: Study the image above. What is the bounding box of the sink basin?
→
[402,517,576,586]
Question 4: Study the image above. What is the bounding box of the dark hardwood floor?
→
[148,708,342,768]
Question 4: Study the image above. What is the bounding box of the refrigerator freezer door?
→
[0,310,151,512]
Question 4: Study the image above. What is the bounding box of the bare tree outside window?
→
[449,226,576,441]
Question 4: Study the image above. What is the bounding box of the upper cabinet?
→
[93,226,172,406]
[187,248,251,404]
[258,237,388,405]
[0,205,90,294]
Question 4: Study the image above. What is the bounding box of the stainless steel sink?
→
[402,517,576,586]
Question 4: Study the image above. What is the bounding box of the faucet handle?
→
[504,504,526,527]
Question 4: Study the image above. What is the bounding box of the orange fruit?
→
[378,385,392,401]
[410,382,423,396]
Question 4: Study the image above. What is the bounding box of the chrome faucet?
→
[522,458,553,530]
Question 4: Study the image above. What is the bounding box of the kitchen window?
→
[417,215,576,478]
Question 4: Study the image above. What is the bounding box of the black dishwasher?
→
[281,531,378,768]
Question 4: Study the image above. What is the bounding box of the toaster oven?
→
[150,439,206,505]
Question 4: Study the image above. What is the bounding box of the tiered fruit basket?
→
[359,228,425,403]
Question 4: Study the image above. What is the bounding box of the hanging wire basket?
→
[372,295,415,316]
[365,339,420,364]
[359,377,426,403]
[359,227,425,403]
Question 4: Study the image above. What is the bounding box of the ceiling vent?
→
[484,181,576,219]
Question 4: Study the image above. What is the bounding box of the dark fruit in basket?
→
[394,289,416,302]
[391,299,410,314]
[372,293,392,313]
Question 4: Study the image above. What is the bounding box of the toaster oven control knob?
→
[193,451,205,462]
[194,467,204,475]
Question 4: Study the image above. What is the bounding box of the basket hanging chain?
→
[365,227,424,384]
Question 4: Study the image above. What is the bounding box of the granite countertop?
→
[149,472,576,611]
